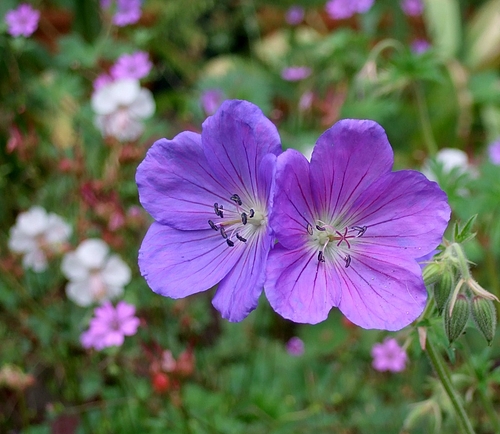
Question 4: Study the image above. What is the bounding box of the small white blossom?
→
[421,148,470,182]
[61,239,131,306]
[91,78,155,142]
[8,207,72,272]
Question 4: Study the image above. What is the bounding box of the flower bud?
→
[433,269,455,315]
[423,262,443,286]
[444,294,470,344]
[471,296,497,345]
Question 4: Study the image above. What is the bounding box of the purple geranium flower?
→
[325,0,374,20]
[281,66,312,81]
[371,338,407,372]
[110,51,152,80]
[265,119,450,330]
[5,3,40,38]
[285,6,305,25]
[80,301,140,350]
[488,139,500,165]
[137,100,282,321]
[113,0,141,26]
[401,0,424,17]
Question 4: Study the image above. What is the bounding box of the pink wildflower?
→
[371,338,407,372]
[5,3,40,37]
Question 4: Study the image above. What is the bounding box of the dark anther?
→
[249,209,255,218]
[208,220,219,231]
[351,225,367,237]
[226,239,235,247]
[213,203,224,218]
[316,224,326,231]
[220,226,228,239]
[230,194,242,206]
[318,251,326,263]
[241,212,248,225]
[344,254,351,268]
[307,223,313,235]
[236,233,247,242]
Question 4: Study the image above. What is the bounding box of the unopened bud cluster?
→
[423,239,498,345]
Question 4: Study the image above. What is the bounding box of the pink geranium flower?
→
[5,3,40,37]
[80,301,140,350]
[110,51,152,80]
[371,338,407,372]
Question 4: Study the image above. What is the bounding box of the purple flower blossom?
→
[286,337,305,356]
[281,66,312,81]
[325,0,374,20]
[80,301,140,350]
[5,3,40,38]
[136,100,282,322]
[265,120,450,330]
[401,0,424,17]
[285,6,305,25]
[411,39,431,55]
[113,0,141,26]
[371,338,407,372]
[110,51,152,80]
[488,139,500,165]
[200,89,225,116]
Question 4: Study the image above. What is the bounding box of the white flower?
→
[421,148,471,182]
[91,78,155,142]
[8,207,72,272]
[61,239,131,306]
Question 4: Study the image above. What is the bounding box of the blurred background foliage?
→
[1,0,500,433]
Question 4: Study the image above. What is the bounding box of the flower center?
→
[307,221,367,267]
[207,193,266,247]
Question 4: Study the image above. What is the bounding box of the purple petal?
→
[138,222,242,298]
[337,248,427,330]
[201,100,281,204]
[136,132,234,230]
[270,149,317,250]
[212,229,271,321]
[265,244,341,324]
[115,300,136,320]
[347,170,451,257]
[120,317,140,335]
[310,119,393,218]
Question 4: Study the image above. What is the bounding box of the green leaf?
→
[454,214,478,243]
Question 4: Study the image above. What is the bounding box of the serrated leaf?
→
[455,214,478,243]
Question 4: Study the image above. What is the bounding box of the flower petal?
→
[310,119,393,219]
[101,255,132,287]
[129,88,155,119]
[76,239,109,269]
[211,230,271,321]
[347,170,451,257]
[265,244,341,324]
[136,132,234,230]
[66,280,94,306]
[201,100,282,204]
[138,222,242,298]
[338,247,427,330]
[61,251,90,281]
[270,149,317,250]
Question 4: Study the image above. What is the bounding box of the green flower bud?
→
[471,296,497,345]
[433,270,455,315]
[423,262,443,286]
[444,295,470,344]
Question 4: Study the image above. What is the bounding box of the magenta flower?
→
[93,73,113,91]
[5,3,40,37]
[285,6,305,25]
[488,140,500,165]
[113,0,141,26]
[265,120,450,330]
[371,338,407,372]
[137,100,282,322]
[110,51,152,80]
[411,39,431,55]
[80,301,140,350]
[325,0,374,20]
[286,337,305,356]
[401,0,424,17]
[281,66,312,81]
[200,89,225,116]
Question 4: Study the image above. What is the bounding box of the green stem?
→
[425,335,476,434]
[414,82,438,156]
